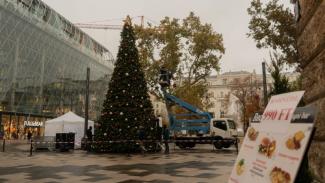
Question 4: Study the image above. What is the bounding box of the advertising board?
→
[229,91,316,183]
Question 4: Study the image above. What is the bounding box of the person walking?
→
[162,125,170,154]
[27,131,32,141]
[86,126,93,151]
[86,126,93,140]
[138,126,146,155]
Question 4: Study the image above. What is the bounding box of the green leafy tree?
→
[247,0,297,64]
[95,17,158,153]
[248,0,297,96]
[135,12,225,109]
[268,53,291,95]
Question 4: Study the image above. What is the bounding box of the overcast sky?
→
[42,0,292,74]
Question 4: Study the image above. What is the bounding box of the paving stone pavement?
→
[0,143,236,183]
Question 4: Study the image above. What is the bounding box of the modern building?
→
[0,0,114,139]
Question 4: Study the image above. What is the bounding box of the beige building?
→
[206,71,299,124]
[206,71,272,123]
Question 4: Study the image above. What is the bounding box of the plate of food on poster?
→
[270,166,291,183]
[258,137,276,158]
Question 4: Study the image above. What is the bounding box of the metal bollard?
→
[29,139,33,156]
[2,139,5,152]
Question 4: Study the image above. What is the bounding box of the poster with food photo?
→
[229,127,261,183]
[229,152,253,183]
[228,92,316,183]
[270,107,316,183]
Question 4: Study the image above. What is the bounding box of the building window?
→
[222,79,227,85]
[220,92,224,98]
[210,102,215,108]
[209,92,214,98]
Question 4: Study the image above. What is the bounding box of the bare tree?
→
[230,77,261,133]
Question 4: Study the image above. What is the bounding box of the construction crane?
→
[74,16,145,30]
[74,23,122,30]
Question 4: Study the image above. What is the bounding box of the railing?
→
[1,137,239,156]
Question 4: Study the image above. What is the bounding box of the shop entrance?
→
[0,111,52,140]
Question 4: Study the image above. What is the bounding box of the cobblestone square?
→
[0,143,236,183]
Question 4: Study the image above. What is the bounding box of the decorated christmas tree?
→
[95,17,158,153]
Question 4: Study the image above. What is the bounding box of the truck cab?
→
[210,118,238,149]
[210,118,238,138]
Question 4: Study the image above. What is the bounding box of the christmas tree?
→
[95,17,158,153]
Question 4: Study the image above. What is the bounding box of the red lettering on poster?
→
[278,153,300,161]
[262,110,278,120]
[278,108,293,120]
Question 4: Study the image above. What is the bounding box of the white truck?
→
[173,118,239,149]
[159,68,238,150]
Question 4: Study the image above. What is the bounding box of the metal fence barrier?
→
[26,138,239,156]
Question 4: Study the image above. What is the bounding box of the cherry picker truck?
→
[159,68,239,150]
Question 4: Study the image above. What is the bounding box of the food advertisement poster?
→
[229,91,316,183]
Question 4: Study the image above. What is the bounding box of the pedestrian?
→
[86,126,93,151]
[27,131,32,141]
[86,126,93,140]
[138,126,145,154]
[162,125,170,154]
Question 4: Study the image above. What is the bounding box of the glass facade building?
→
[0,0,114,139]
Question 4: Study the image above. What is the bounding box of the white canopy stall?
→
[44,111,94,148]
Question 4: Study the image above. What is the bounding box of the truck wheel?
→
[214,141,223,149]
[213,137,223,149]
[187,142,196,148]
[177,143,187,149]
[223,143,231,148]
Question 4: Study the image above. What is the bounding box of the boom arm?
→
[158,67,212,134]
[162,89,212,133]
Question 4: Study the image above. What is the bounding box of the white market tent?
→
[44,111,94,148]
